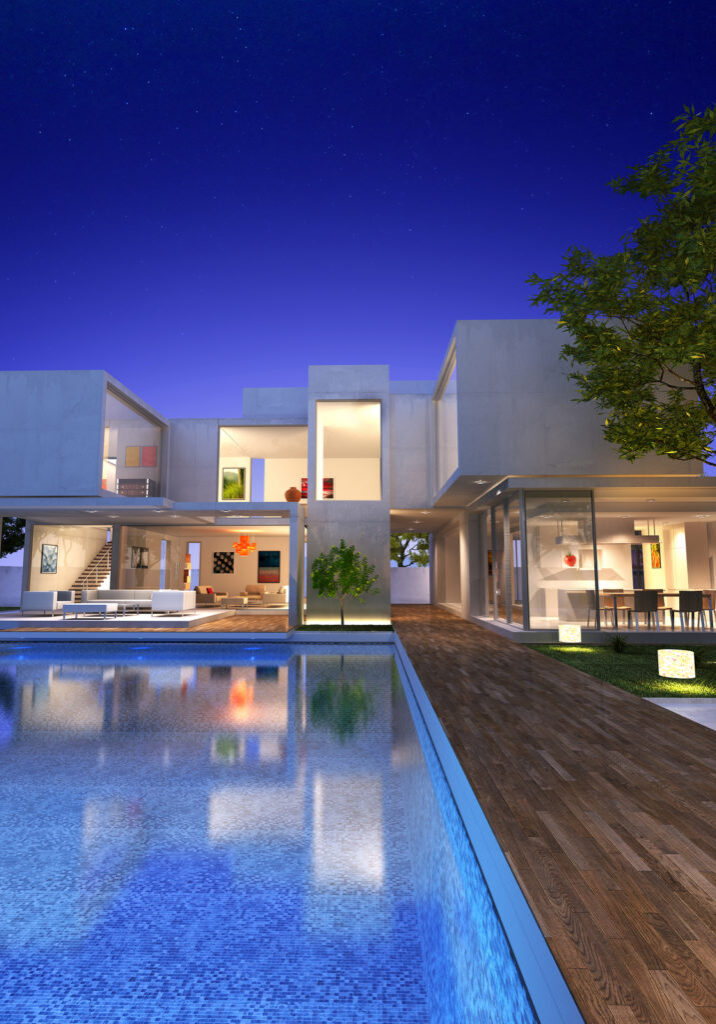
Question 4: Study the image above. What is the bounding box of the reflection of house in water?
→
[0,652,398,947]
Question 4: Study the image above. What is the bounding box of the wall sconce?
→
[232,534,257,556]
[558,624,582,643]
[658,649,695,679]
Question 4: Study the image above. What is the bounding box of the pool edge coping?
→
[393,633,585,1024]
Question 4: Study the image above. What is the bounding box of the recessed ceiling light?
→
[496,489,502,495]
[473,479,487,485]
[87,510,96,514]
[646,498,655,503]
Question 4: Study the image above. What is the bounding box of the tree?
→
[528,105,716,467]
[0,518,25,558]
[310,539,380,626]
[390,532,430,567]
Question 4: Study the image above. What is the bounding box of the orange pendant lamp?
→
[232,534,256,556]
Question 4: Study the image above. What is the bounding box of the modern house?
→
[1,319,714,634]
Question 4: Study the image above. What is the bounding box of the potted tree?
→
[310,539,379,626]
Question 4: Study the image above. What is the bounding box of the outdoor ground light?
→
[658,649,696,679]
[558,624,581,643]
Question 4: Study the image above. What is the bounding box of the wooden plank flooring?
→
[392,604,716,1024]
[1,613,289,633]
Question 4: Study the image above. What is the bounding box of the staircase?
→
[70,541,112,600]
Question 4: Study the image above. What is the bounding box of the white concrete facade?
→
[1,319,713,632]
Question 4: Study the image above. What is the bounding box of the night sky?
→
[2,1,714,417]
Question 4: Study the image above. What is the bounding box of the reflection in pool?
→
[0,643,536,1023]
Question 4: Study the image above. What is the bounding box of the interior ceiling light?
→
[473,479,487,484]
[233,534,256,556]
[646,498,655,503]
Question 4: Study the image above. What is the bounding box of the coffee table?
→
[63,602,119,620]
[221,596,248,609]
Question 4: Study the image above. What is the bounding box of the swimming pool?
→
[0,641,553,1023]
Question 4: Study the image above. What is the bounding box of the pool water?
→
[0,643,537,1023]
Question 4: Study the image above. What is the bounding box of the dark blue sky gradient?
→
[2,1,714,416]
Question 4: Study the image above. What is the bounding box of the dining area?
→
[595,588,715,631]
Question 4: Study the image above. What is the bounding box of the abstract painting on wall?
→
[222,467,245,501]
[40,543,58,574]
[141,445,157,467]
[258,550,280,583]
[130,546,149,569]
[322,477,334,499]
[650,542,662,569]
[213,551,235,574]
[125,446,141,467]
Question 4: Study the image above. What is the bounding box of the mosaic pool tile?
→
[0,643,535,1022]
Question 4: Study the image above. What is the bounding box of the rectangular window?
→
[315,401,381,501]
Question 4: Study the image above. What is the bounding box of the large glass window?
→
[219,426,308,502]
[525,492,596,629]
[315,401,381,501]
[434,357,458,491]
[493,504,506,621]
[509,497,523,625]
[103,389,163,497]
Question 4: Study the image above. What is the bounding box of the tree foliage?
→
[310,539,380,626]
[0,518,26,557]
[390,532,430,567]
[528,105,716,466]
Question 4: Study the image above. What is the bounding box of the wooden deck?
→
[1,612,289,633]
[392,605,716,1024]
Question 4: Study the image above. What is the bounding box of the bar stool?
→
[628,589,660,631]
[670,590,706,631]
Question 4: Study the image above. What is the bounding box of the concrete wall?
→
[242,387,308,421]
[452,320,704,478]
[28,525,109,591]
[389,391,432,508]
[0,370,106,496]
[390,566,430,603]
[306,365,392,623]
[166,418,219,501]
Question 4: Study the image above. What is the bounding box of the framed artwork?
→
[650,542,662,570]
[130,546,149,569]
[301,477,308,499]
[125,446,141,467]
[40,543,58,574]
[213,551,235,574]
[222,467,245,501]
[322,477,334,499]
[141,445,157,467]
[258,550,280,583]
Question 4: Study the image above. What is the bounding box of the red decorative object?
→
[301,477,308,499]
[563,553,577,567]
[232,534,257,556]
[285,486,302,502]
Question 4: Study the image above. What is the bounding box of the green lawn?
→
[530,643,716,697]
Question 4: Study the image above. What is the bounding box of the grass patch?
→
[530,642,716,698]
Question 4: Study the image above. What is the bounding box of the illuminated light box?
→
[558,624,582,644]
[658,649,696,679]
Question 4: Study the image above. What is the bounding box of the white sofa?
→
[21,591,74,616]
[151,590,197,615]
[82,589,154,611]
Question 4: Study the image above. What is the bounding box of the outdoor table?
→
[62,602,119,620]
